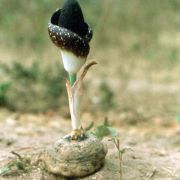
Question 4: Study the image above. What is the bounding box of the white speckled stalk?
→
[66,62,97,131]
[70,87,81,130]
[66,79,81,130]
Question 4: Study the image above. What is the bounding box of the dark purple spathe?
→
[48,0,93,58]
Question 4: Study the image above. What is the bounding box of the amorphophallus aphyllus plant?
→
[48,0,95,140]
[45,1,107,177]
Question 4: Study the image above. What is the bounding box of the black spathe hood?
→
[48,0,93,58]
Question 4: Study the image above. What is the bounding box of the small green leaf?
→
[91,118,117,140]
[92,125,117,139]
[92,125,110,139]
[107,127,117,138]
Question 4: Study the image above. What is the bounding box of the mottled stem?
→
[68,73,80,130]
[66,62,97,134]
[66,77,81,131]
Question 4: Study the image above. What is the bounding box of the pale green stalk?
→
[69,73,76,86]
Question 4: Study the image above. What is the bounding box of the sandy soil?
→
[0,109,180,180]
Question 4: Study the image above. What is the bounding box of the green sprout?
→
[92,118,117,140]
[92,118,133,180]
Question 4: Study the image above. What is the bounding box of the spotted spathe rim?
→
[48,9,93,58]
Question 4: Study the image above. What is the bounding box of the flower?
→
[48,0,93,74]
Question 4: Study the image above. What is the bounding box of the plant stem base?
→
[43,135,107,177]
[70,128,85,140]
